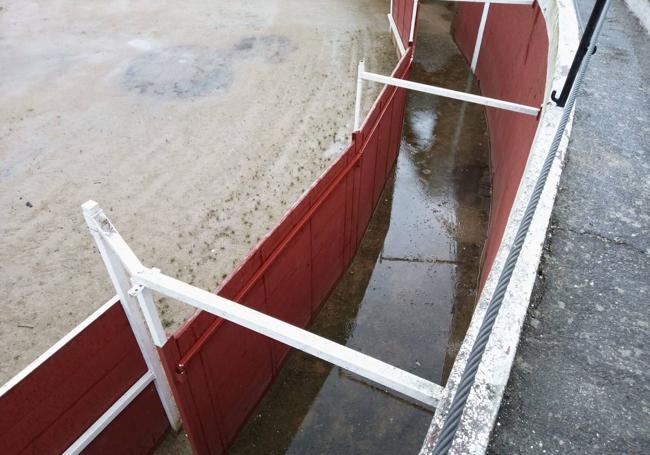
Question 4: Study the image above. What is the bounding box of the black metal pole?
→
[551,0,607,107]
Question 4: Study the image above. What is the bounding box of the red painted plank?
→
[174,320,226,455]
[265,223,312,367]
[310,180,348,308]
[159,341,209,455]
[357,129,380,243]
[374,113,392,204]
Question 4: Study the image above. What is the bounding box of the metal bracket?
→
[128,284,144,297]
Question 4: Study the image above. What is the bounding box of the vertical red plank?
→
[310,182,347,309]
[159,340,212,455]
[374,110,392,204]
[180,322,226,455]
[342,143,358,267]
[356,130,380,244]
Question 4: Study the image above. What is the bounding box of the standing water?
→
[229,3,490,454]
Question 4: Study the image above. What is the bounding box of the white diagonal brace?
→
[82,200,180,430]
[388,13,407,56]
[360,69,540,116]
[134,268,444,410]
[63,372,154,455]
[471,2,491,72]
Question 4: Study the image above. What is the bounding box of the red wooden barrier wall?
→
[0,299,169,455]
[453,3,549,287]
[160,47,413,455]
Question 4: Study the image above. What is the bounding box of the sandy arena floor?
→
[0,0,396,385]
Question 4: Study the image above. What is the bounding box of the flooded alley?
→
[227,3,490,454]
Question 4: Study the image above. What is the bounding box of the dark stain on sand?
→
[123,35,296,98]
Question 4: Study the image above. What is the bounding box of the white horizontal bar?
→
[63,371,154,455]
[360,71,540,116]
[0,296,119,398]
[387,13,407,56]
[436,0,532,4]
[134,269,443,410]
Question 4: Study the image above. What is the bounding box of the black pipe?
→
[551,0,607,107]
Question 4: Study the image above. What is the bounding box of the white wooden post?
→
[82,201,180,430]
[409,0,419,43]
[354,60,365,131]
[471,2,491,72]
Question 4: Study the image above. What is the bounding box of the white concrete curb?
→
[419,0,581,453]
[624,0,650,34]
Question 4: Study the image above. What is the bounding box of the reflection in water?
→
[229,3,489,454]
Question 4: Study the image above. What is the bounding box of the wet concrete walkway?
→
[489,1,650,453]
[228,3,490,454]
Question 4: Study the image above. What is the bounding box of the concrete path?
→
[488,0,649,453]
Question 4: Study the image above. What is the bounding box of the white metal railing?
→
[354,64,540,130]
[83,201,444,410]
[363,0,537,132]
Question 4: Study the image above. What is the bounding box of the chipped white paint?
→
[419,0,581,453]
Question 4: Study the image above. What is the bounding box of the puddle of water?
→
[228,4,490,453]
